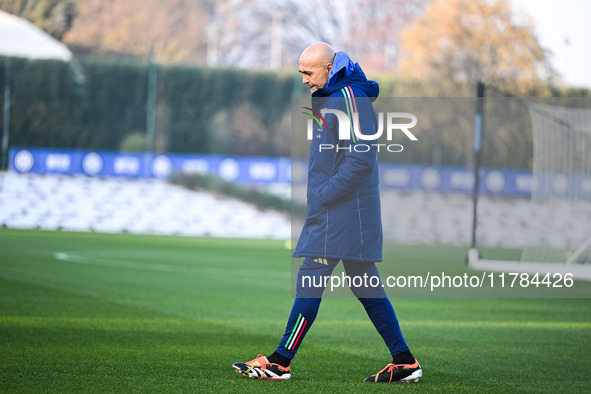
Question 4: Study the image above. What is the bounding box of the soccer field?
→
[1,229,590,392]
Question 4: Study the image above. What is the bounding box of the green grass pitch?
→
[1,229,590,392]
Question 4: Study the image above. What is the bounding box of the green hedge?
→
[2,57,149,151]
[1,57,303,156]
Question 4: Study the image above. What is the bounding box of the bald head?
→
[300,42,336,65]
[299,42,336,93]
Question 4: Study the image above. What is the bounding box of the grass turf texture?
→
[1,229,590,393]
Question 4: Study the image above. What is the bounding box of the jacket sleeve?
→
[318,89,377,207]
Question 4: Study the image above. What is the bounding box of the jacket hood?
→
[313,51,379,100]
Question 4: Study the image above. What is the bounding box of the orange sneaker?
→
[364,359,422,383]
[232,354,291,380]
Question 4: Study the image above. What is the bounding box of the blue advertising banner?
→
[9,147,538,197]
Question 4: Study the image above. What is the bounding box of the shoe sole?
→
[397,368,422,383]
[233,365,291,380]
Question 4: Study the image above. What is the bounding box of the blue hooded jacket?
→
[293,52,382,262]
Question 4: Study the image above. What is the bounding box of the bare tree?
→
[343,0,428,73]
[397,0,554,90]
[0,0,77,40]
[63,0,207,63]
[205,0,350,68]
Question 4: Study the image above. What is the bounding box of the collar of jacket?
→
[312,51,379,99]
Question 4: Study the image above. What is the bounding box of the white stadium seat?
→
[0,172,291,240]
[2,172,586,248]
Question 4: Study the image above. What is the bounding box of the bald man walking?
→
[233,42,422,384]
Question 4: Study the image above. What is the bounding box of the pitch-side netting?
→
[523,103,591,265]
[470,100,591,281]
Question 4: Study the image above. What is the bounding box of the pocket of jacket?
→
[318,184,330,208]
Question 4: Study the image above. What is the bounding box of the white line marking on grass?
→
[55,252,182,272]
[54,252,290,280]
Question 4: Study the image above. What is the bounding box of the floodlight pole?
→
[470,81,485,251]
[146,49,157,153]
[1,59,10,171]
[143,48,158,178]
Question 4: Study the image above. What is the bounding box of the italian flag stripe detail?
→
[285,313,302,346]
[285,314,307,350]
[346,85,358,112]
[292,319,307,349]
[341,87,357,143]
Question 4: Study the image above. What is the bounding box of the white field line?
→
[54,252,290,279]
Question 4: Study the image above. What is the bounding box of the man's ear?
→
[326,63,332,73]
